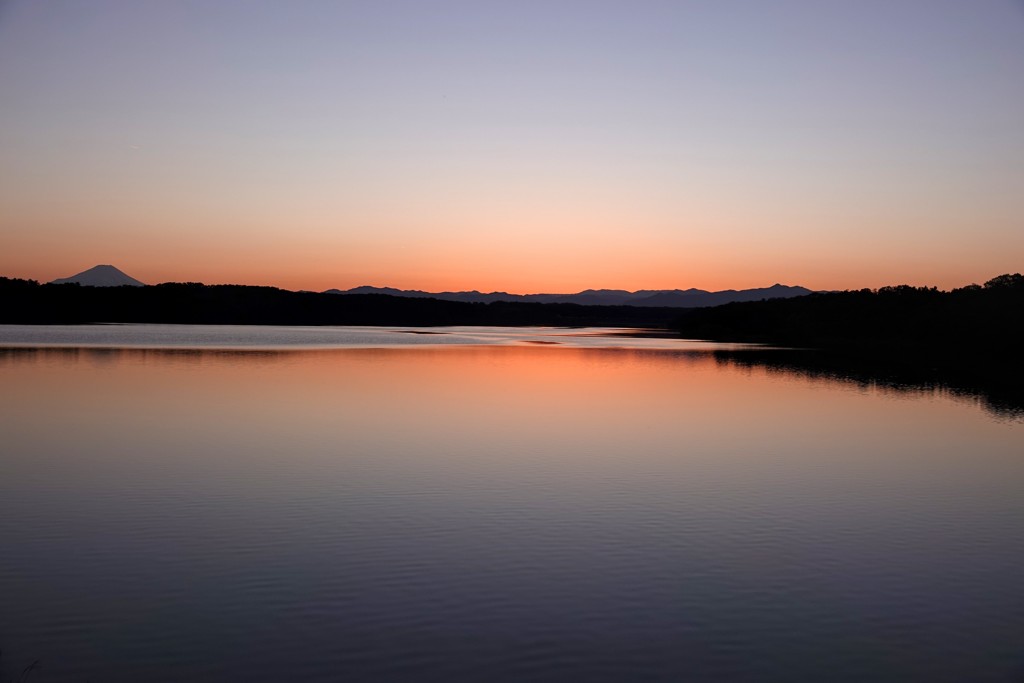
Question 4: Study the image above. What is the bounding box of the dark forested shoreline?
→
[0,277,683,327]
[3,273,1022,413]
[675,274,1024,356]
[4,275,1022,351]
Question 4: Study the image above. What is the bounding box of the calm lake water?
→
[1,325,1022,682]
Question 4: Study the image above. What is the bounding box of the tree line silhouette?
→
[0,278,683,327]
[2,274,1020,357]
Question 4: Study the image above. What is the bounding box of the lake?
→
[1,325,1022,682]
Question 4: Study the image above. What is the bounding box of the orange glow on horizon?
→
[1,210,1018,294]
[3,261,1014,296]
[1,251,1017,296]
[1,2,1021,301]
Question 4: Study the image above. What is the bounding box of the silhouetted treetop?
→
[983,273,1024,290]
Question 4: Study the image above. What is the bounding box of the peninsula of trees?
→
[675,273,1023,356]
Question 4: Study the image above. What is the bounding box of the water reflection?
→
[1,343,1022,682]
[713,348,1024,420]
[4,344,1019,420]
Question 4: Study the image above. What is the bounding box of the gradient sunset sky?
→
[1,1,1022,293]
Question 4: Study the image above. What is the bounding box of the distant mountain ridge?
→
[44,264,811,306]
[324,283,812,308]
[51,265,145,287]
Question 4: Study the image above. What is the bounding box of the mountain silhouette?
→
[50,265,146,287]
[324,283,812,307]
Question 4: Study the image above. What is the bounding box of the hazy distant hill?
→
[324,283,812,307]
[50,264,145,287]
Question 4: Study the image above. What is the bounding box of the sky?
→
[1,0,1022,293]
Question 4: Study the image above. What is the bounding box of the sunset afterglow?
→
[1,1,1021,292]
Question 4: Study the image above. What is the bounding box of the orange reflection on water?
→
[3,344,1011,480]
